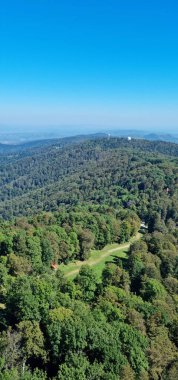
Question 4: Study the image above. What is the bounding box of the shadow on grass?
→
[106,251,128,266]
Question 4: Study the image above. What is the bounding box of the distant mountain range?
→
[107,129,178,143]
[0,128,178,146]
[0,133,107,154]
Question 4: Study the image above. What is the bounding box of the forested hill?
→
[0,137,178,220]
[0,136,178,379]
[0,133,107,155]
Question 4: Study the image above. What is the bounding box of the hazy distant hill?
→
[0,133,107,156]
[1,128,178,146]
[109,129,178,143]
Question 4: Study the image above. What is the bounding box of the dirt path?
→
[65,233,141,278]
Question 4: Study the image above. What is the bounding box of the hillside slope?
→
[0,137,178,220]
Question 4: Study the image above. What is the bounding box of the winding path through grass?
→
[59,233,141,279]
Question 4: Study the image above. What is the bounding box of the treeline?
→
[0,138,178,220]
[0,209,178,379]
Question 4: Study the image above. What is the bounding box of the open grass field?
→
[59,233,141,280]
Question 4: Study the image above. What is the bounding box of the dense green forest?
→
[0,137,178,379]
[0,137,178,220]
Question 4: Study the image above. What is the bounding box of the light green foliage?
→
[141,278,167,301]
[78,229,95,260]
[13,232,27,258]
[6,276,40,322]
[0,367,47,380]
[26,236,42,270]
[58,353,105,380]
[148,327,178,380]
[102,263,130,290]
[7,253,32,276]
[41,238,54,266]
[16,321,46,362]
[117,322,149,374]
[75,265,98,301]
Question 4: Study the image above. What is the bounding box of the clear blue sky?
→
[0,0,178,131]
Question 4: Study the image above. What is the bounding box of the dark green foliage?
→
[0,138,178,222]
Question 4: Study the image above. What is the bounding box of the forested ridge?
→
[0,137,178,220]
[0,137,178,379]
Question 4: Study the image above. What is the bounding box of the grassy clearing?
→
[87,248,128,279]
[60,247,128,280]
[59,233,141,280]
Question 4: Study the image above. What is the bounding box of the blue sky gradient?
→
[0,0,178,130]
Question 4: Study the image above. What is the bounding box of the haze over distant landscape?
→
[0,125,178,145]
